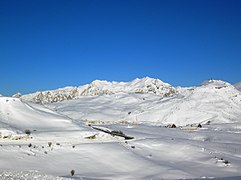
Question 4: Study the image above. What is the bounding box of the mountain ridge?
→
[46,79,241,126]
[19,77,176,104]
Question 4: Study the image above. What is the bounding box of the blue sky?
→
[0,0,241,96]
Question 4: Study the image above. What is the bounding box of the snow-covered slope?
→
[20,77,176,104]
[1,79,241,179]
[0,96,80,132]
[169,80,241,125]
[47,80,241,126]
[234,82,241,91]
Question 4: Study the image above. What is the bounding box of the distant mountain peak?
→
[202,79,231,86]
[20,77,176,104]
[12,92,22,98]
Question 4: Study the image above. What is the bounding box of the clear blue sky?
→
[1,0,241,96]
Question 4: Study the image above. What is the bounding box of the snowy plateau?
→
[1,77,241,180]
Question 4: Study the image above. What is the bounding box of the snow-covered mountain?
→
[20,77,176,104]
[17,78,241,126]
[47,79,241,126]
[234,82,241,91]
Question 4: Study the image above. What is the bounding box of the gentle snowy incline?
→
[1,123,241,179]
[0,97,80,132]
[20,77,176,104]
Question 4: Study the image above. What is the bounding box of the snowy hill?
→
[0,96,80,132]
[47,79,241,126]
[20,77,176,104]
[234,82,241,91]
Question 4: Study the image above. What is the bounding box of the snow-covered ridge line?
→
[19,77,176,104]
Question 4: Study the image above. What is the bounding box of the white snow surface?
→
[1,78,241,179]
[0,97,81,131]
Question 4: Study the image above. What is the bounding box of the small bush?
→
[223,160,230,164]
[171,124,176,128]
[24,129,31,135]
[70,170,75,176]
[206,121,211,125]
[48,142,52,147]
